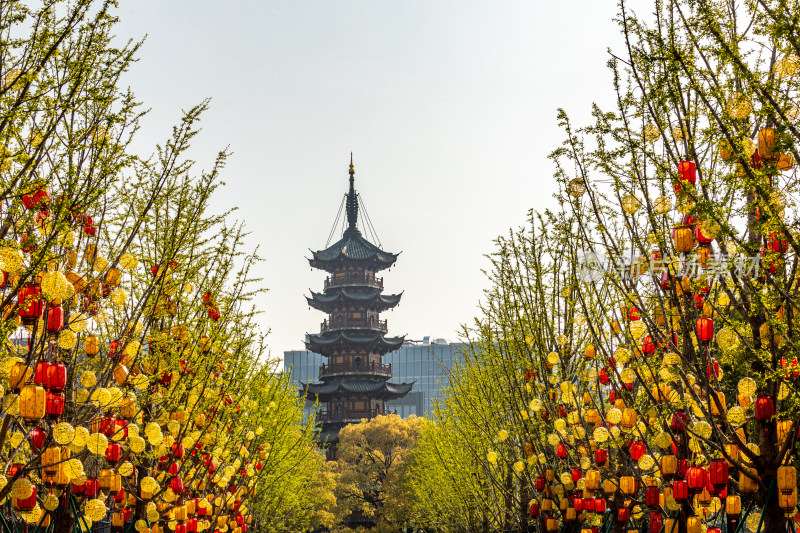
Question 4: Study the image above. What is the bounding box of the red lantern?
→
[650,512,663,532]
[574,497,584,512]
[529,503,540,517]
[687,466,708,492]
[696,318,714,343]
[645,487,659,507]
[22,186,51,210]
[45,363,67,391]
[709,459,729,490]
[599,369,610,385]
[755,396,775,421]
[672,479,689,500]
[594,498,606,513]
[617,508,630,523]
[641,335,656,355]
[29,427,46,450]
[556,443,569,459]
[571,468,582,483]
[707,359,720,380]
[170,476,185,493]
[595,448,608,465]
[629,307,641,321]
[535,476,546,491]
[208,306,221,320]
[33,361,50,386]
[113,487,126,502]
[18,284,43,325]
[105,443,122,464]
[46,306,63,332]
[678,160,697,185]
[84,478,99,497]
[766,232,788,254]
[629,441,646,461]
[670,411,687,432]
[187,519,199,532]
[696,222,714,244]
[45,392,64,418]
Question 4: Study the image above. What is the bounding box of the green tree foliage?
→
[332,414,427,532]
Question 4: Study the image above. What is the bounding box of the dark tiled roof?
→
[307,289,402,312]
[301,380,414,401]
[305,332,405,356]
[309,228,398,272]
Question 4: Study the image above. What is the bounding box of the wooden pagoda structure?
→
[301,157,412,459]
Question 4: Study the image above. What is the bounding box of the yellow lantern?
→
[620,476,636,495]
[737,394,752,409]
[739,467,758,493]
[41,446,61,481]
[758,128,778,161]
[778,466,797,494]
[585,345,596,359]
[603,478,617,495]
[113,364,129,386]
[660,455,677,477]
[9,362,32,390]
[585,470,601,491]
[726,495,741,515]
[710,391,726,416]
[620,408,637,429]
[546,518,559,531]
[20,384,45,420]
[85,335,100,357]
[104,268,122,288]
[686,517,702,533]
[673,226,695,253]
[778,420,793,446]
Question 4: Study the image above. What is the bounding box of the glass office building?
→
[285,337,463,419]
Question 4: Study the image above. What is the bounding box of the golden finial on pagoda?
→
[349,152,354,173]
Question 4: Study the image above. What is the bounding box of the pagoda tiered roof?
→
[305,331,405,357]
[309,227,399,272]
[306,288,402,312]
[300,380,414,402]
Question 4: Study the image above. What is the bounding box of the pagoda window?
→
[354,356,362,368]
[352,312,362,319]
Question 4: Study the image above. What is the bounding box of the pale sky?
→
[115,1,629,359]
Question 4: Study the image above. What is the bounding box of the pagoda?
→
[301,157,412,459]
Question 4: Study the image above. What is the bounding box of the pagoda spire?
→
[346,153,358,231]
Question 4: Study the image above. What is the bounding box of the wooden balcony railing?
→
[319,361,391,377]
[324,273,383,290]
[321,317,387,333]
[316,407,397,423]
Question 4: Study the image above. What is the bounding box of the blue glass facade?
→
[285,339,463,419]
